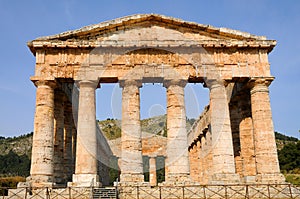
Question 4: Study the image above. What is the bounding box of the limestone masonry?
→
[25,14,285,188]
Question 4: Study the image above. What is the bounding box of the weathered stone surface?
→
[26,14,284,187]
[72,80,99,187]
[164,80,191,183]
[149,156,157,186]
[30,80,56,187]
[208,80,240,183]
[63,101,74,182]
[249,79,285,183]
[120,80,144,182]
[53,90,65,184]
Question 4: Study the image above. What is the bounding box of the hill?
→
[0,133,32,177]
[0,133,32,157]
[99,115,195,140]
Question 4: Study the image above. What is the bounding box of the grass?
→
[0,176,25,188]
[285,174,300,186]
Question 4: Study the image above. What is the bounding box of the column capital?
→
[249,78,273,95]
[249,77,273,87]
[163,79,187,88]
[119,79,142,88]
[34,80,57,89]
[148,155,157,159]
[205,79,225,90]
[76,80,99,89]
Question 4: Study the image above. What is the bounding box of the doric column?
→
[149,156,157,186]
[249,78,284,183]
[208,80,240,184]
[164,80,190,183]
[30,80,56,187]
[71,126,77,176]
[53,90,65,184]
[196,140,202,183]
[201,130,213,184]
[71,80,100,187]
[229,103,243,176]
[238,91,256,183]
[63,101,73,182]
[120,80,144,182]
[189,140,201,183]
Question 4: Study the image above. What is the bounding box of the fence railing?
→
[1,184,300,199]
[0,187,92,199]
[118,184,300,199]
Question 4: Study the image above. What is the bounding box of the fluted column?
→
[208,80,240,184]
[71,126,77,176]
[71,80,99,187]
[238,91,256,183]
[30,80,56,187]
[196,140,202,183]
[149,156,157,186]
[120,80,144,183]
[53,90,65,184]
[201,130,213,184]
[164,80,190,183]
[189,143,199,182]
[63,101,73,182]
[249,78,284,183]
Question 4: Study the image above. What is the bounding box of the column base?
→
[255,173,286,184]
[120,173,144,183]
[24,175,55,188]
[210,173,241,185]
[68,174,101,187]
[163,173,197,186]
[242,176,256,184]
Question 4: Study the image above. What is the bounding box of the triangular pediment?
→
[28,14,276,54]
[32,14,268,41]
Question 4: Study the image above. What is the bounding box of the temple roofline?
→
[29,14,271,42]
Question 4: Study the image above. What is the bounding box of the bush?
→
[278,142,300,173]
[0,150,30,177]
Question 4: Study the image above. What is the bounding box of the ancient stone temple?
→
[26,14,285,187]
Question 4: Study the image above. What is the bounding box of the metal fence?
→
[1,184,300,199]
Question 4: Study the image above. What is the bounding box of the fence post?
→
[68,187,71,199]
[225,185,228,199]
[24,187,28,199]
[288,184,294,199]
[115,179,119,199]
[203,186,206,199]
[46,187,49,199]
[137,186,139,199]
[267,185,270,199]
[182,186,185,199]
[1,187,4,199]
[245,185,249,199]
[159,186,162,199]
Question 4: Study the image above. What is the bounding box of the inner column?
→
[53,90,65,185]
[63,101,74,182]
[149,156,157,186]
[208,79,240,184]
[71,80,100,187]
[164,79,190,183]
[120,80,144,183]
[238,90,256,183]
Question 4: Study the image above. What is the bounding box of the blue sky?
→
[0,0,299,139]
